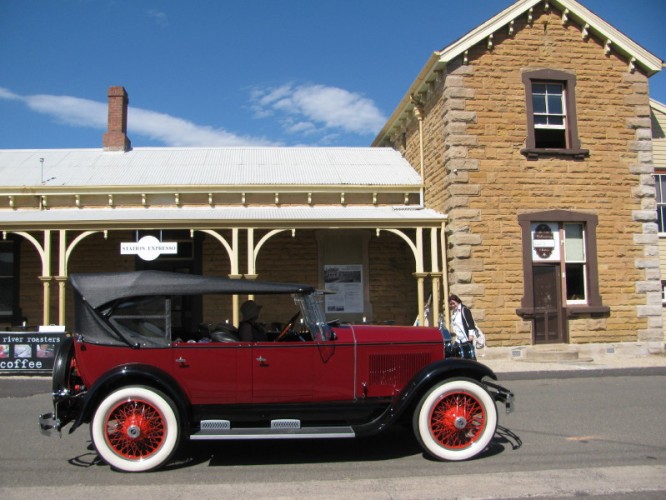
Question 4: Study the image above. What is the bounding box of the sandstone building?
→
[373,0,664,349]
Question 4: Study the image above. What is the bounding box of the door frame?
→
[516,210,609,343]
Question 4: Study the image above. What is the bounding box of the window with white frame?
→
[654,174,666,233]
[521,69,589,159]
[564,223,586,303]
[532,82,566,148]
[518,210,609,318]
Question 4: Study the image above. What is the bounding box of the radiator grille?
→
[368,352,432,386]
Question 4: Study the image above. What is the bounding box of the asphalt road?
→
[1,370,665,499]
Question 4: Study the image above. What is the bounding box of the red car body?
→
[39,271,513,472]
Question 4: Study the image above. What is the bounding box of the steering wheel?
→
[275,310,301,341]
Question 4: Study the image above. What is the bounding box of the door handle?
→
[256,355,267,366]
[176,356,187,364]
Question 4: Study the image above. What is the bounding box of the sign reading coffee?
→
[0,329,65,373]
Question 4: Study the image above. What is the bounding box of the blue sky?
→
[1,0,664,149]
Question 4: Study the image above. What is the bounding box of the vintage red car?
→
[39,270,513,472]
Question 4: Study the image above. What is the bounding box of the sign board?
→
[120,235,178,261]
[324,264,364,313]
[531,222,560,262]
[0,329,67,374]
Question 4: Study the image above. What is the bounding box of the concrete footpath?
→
[478,341,666,375]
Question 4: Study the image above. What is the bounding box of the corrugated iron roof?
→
[0,147,422,188]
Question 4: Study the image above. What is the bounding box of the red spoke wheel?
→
[91,386,179,472]
[413,378,497,461]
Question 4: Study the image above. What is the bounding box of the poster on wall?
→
[324,265,363,314]
[531,222,560,262]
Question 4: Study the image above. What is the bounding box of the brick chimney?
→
[102,86,131,151]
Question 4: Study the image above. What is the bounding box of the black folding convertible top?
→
[70,270,316,309]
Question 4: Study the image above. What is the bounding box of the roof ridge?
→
[438,0,662,74]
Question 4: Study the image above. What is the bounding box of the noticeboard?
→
[0,329,66,374]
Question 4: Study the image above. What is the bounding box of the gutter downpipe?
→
[411,95,426,208]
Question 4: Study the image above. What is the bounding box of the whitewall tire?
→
[413,378,497,461]
[90,386,180,472]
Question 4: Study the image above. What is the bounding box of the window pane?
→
[532,83,546,94]
[565,224,585,261]
[533,95,546,113]
[534,128,566,148]
[655,175,661,200]
[548,94,563,114]
[534,115,548,125]
[659,205,666,233]
[546,83,563,95]
[0,277,11,315]
[0,253,13,277]
[658,175,666,203]
[113,296,166,316]
[565,264,586,301]
[548,116,564,126]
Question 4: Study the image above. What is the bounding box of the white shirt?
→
[451,306,468,343]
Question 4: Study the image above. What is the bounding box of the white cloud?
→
[0,87,277,147]
[27,94,108,129]
[251,83,386,136]
[129,107,276,147]
[0,87,20,100]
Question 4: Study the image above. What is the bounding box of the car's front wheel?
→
[413,378,497,461]
[91,386,180,472]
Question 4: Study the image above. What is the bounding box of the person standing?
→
[448,294,477,359]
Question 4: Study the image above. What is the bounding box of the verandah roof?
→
[1,205,446,231]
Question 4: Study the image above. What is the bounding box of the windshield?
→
[294,292,331,342]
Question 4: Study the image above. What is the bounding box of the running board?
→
[191,421,355,440]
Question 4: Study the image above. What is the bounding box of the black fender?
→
[52,336,75,395]
[69,363,190,434]
[352,358,497,437]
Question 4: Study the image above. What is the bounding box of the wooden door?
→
[532,265,567,343]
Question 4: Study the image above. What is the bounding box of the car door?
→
[251,340,315,402]
[171,342,246,404]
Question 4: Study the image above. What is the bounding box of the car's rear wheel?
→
[413,378,497,461]
[91,386,179,472]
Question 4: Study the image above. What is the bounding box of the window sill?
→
[516,305,609,319]
[567,305,610,317]
[520,148,590,160]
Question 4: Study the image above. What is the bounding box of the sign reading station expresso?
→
[120,235,178,261]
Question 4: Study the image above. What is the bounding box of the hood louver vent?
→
[369,352,432,387]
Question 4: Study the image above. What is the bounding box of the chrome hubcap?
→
[453,416,467,430]
[126,425,141,439]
